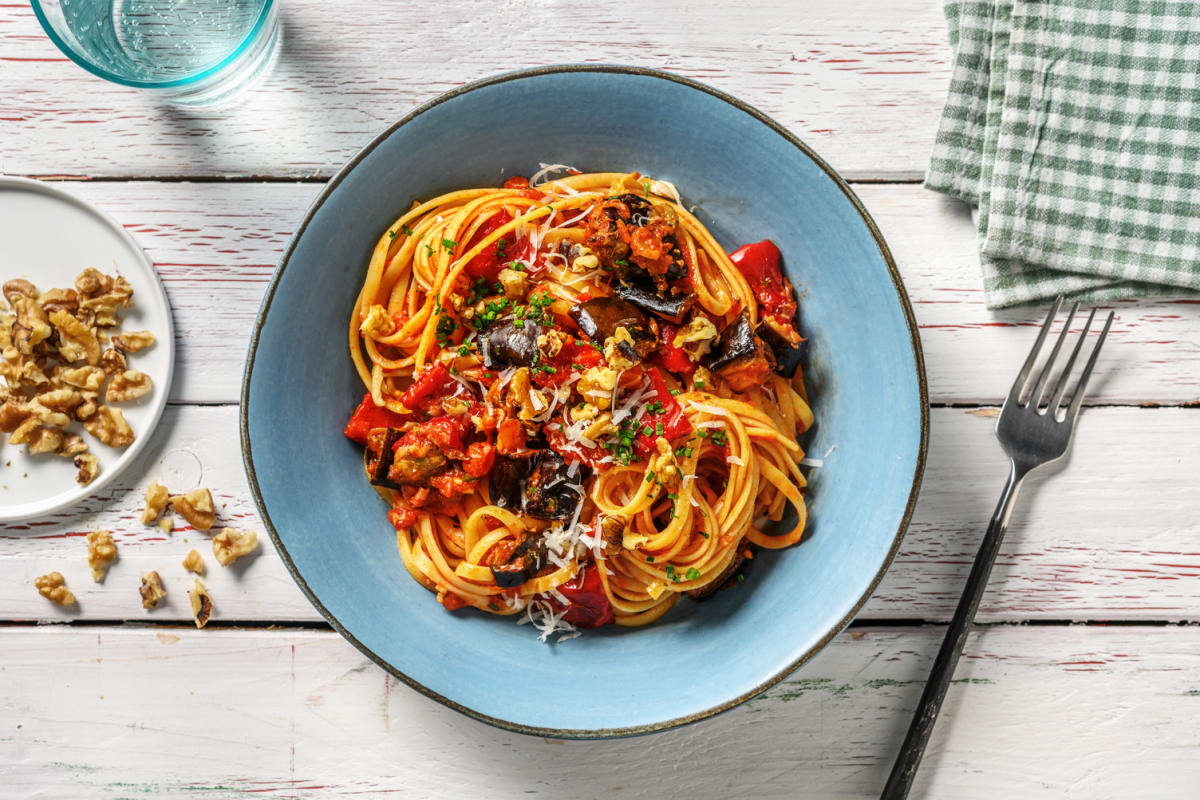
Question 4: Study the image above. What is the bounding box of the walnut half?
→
[212,528,259,567]
[83,405,134,448]
[188,579,212,628]
[34,572,76,606]
[86,530,117,581]
[112,329,155,353]
[139,571,166,609]
[104,369,152,404]
[170,488,215,531]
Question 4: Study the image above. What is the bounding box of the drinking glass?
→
[31,0,280,106]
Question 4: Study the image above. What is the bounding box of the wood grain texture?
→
[2,404,1196,623]
[49,181,1200,405]
[4,624,1200,799]
[0,0,950,181]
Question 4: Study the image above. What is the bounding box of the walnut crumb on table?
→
[188,579,212,628]
[182,548,205,575]
[85,530,117,581]
[170,488,215,531]
[139,571,166,609]
[34,572,75,606]
[140,480,169,524]
[212,528,258,566]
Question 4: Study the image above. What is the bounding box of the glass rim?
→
[30,0,276,89]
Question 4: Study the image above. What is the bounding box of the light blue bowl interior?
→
[244,67,925,737]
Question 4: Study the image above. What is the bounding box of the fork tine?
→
[1028,301,1078,408]
[1064,310,1115,420]
[1046,307,1096,412]
[1006,296,1063,406]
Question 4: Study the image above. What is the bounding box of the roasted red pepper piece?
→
[729,240,798,330]
[462,210,534,280]
[343,393,408,445]
[407,415,467,457]
[462,441,496,477]
[531,336,607,389]
[552,564,614,628]
[400,362,455,412]
[633,368,693,456]
[387,503,419,530]
[429,467,475,498]
[648,322,696,376]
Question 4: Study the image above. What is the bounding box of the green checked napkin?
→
[926,0,1200,308]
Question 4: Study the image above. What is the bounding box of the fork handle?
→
[881,462,1028,800]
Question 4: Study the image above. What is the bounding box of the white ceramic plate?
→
[0,176,174,522]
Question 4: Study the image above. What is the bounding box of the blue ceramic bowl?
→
[242,65,927,738]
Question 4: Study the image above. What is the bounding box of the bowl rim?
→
[240,63,929,739]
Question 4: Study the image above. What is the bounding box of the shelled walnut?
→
[85,530,117,581]
[212,528,258,567]
[182,548,205,575]
[139,571,166,609]
[170,488,215,531]
[34,572,75,606]
[140,480,169,524]
[188,579,212,628]
[0,269,156,485]
[83,405,134,448]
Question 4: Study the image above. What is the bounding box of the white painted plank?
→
[53,181,1200,405]
[1,404,1197,623]
[3,624,1199,798]
[0,0,950,181]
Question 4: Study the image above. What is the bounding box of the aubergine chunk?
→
[687,541,748,601]
[707,313,775,393]
[523,450,590,521]
[756,318,805,379]
[489,531,548,588]
[365,428,405,490]
[569,297,657,362]
[480,318,542,369]
[489,453,534,509]
[489,449,588,521]
[371,431,447,488]
[614,281,693,323]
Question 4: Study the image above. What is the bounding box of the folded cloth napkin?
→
[926,0,1200,308]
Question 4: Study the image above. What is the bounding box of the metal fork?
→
[881,297,1115,800]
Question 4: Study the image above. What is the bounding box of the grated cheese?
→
[726,455,745,466]
[799,457,824,468]
[688,401,728,417]
[650,179,683,206]
[518,597,580,643]
[530,163,578,186]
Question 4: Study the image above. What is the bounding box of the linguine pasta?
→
[344,169,813,639]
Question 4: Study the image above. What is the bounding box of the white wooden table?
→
[4,2,1200,797]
